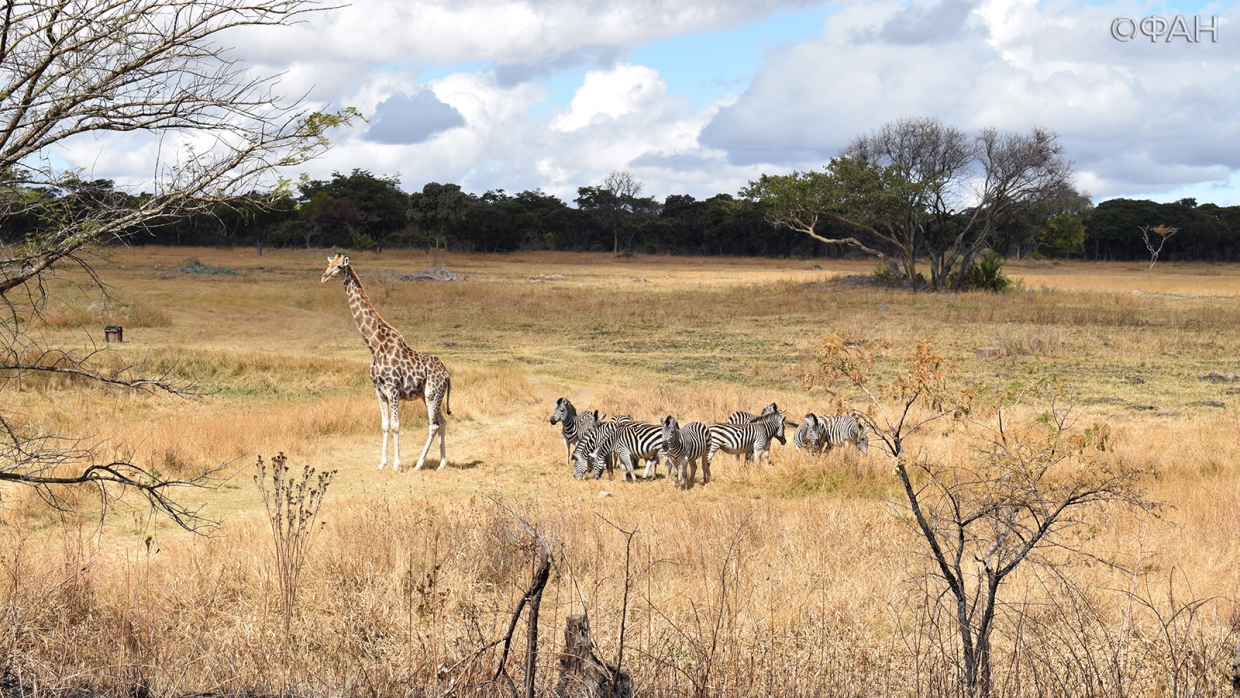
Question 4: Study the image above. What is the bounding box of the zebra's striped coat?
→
[661,415,709,489]
[593,422,666,481]
[551,398,604,467]
[820,414,870,454]
[725,403,779,463]
[705,410,789,483]
[793,413,827,453]
[572,416,634,479]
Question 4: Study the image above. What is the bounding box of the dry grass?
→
[2,247,1239,696]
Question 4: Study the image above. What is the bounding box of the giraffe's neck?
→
[342,267,398,354]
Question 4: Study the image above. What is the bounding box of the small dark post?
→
[553,615,632,698]
[104,326,123,343]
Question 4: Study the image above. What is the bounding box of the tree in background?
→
[299,170,407,252]
[738,158,926,282]
[741,118,1081,290]
[409,182,468,266]
[1140,223,1179,275]
[576,170,659,254]
[0,0,353,529]
[995,187,1092,260]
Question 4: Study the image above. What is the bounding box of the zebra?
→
[661,415,709,489]
[820,414,870,455]
[572,415,634,479]
[704,409,789,483]
[550,397,604,467]
[725,403,779,463]
[592,421,666,481]
[726,402,779,426]
[793,413,827,453]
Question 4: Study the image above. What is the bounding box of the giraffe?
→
[321,254,451,471]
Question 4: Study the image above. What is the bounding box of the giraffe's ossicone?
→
[322,254,452,471]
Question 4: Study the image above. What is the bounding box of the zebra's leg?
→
[642,452,658,480]
[687,455,701,490]
[563,436,573,468]
[414,392,441,471]
[390,397,402,472]
[376,387,390,470]
[704,444,717,485]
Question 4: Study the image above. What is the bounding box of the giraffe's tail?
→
[444,376,452,416]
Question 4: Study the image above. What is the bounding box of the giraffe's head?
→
[321,254,350,283]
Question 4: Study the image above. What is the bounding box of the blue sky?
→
[67,0,1240,206]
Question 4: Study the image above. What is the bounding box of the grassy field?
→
[4,247,1240,696]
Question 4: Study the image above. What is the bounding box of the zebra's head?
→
[321,253,349,283]
[761,402,779,417]
[856,423,870,455]
[764,409,788,445]
[581,410,602,430]
[802,413,818,430]
[571,436,593,478]
[661,415,680,447]
[551,397,572,425]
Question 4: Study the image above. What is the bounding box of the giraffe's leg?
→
[390,397,402,472]
[414,392,442,471]
[376,388,390,470]
[435,411,447,470]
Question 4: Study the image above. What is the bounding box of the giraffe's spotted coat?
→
[322,254,451,471]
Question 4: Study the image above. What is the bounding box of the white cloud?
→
[45,0,1240,205]
[230,0,820,73]
[701,0,1240,198]
[552,64,667,131]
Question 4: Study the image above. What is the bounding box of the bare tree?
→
[576,170,658,254]
[813,338,1148,698]
[0,0,354,529]
[1140,224,1178,275]
[847,120,1079,290]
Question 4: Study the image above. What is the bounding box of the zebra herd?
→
[549,397,869,490]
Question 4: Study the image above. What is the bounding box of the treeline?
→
[1083,197,1240,261]
[6,169,1240,262]
[0,170,841,258]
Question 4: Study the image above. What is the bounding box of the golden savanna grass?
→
[3,247,1240,696]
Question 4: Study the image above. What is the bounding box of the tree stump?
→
[553,615,632,698]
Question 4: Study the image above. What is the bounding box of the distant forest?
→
[5,169,1240,262]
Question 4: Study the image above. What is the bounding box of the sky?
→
[59,0,1240,205]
